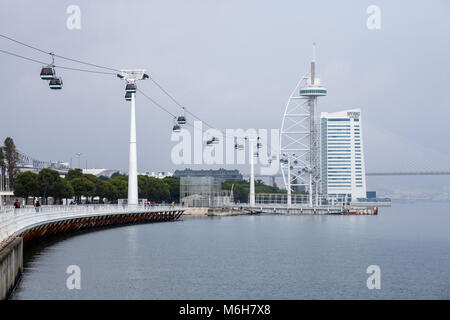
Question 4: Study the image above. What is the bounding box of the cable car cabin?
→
[211,137,219,144]
[49,77,63,90]
[206,140,213,147]
[177,116,186,125]
[125,83,137,93]
[257,142,262,149]
[173,124,181,132]
[234,143,244,150]
[40,66,55,80]
[125,92,132,101]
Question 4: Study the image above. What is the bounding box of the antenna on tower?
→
[312,42,316,62]
[311,42,316,85]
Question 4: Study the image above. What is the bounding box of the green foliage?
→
[65,168,83,181]
[0,146,4,168]
[37,168,61,202]
[102,181,119,201]
[111,171,125,178]
[137,175,170,202]
[13,171,39,204]
[71,177,96,200]
[222,179,287,203]
[52,178,74,204]
[162,176,180,203]
[109,176,128,199]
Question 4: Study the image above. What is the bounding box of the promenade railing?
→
[0,204,184,245]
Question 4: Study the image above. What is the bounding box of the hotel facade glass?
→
[320,109,366,201]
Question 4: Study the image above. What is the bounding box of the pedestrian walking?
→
[34,200,41,213]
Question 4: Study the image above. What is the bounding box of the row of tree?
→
[13,168,180,205]
[222,179,288,203]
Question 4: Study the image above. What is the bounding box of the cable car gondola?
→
[234,143,244,150]
[49,77,63,90]
[172,117,181,132]
[177,107,187,124]
[206,139,213,146]
[125,82,137,93]
[177,115,186,125]
[125,92,132,101]
[40,66,55,80]
[233,137,243,150]
[40,53,56,80]
[173,124,181,132]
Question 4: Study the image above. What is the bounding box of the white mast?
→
[119,69,148,206]
[249,137,255,207]
[128,92,138,205]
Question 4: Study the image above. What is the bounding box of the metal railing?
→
[0,204,184,245]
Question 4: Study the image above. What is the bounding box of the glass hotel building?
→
[320,109,366,201]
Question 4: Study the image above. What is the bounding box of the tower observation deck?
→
[280,43,327,206]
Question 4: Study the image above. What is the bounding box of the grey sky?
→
[0,0,449,173]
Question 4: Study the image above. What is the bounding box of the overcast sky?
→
[0,0,449,174]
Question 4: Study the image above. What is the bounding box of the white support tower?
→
[249,137,255,207]
[119,69,148,206]
[280,43,327,205]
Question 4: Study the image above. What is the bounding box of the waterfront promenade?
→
[0,204,185,247]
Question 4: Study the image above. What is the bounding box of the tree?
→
[111,171,125,178]
[163,176,180,203]
[52,178,74,204]
[3,137,19,186]
[65,168,83,181]
[83,174,106,202]
[222,179,288,203]
[109,176,128,199]
[103,181,118,202]
[13,171,39,205]
[70,177,96,203]
[146,177,170,203]
[0,147,5,190]
[138,175,150,199]
[37,168,61,204]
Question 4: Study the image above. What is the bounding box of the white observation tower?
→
[280,43,327,206]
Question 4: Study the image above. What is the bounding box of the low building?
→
[176,169,240,207]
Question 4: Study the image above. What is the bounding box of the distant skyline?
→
[0,0,449,174]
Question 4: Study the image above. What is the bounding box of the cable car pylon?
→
[117,69,149,206]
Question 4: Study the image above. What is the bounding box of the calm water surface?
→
[11,202,450,299]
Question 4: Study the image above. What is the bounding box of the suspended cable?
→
[137,89,177,118]
[0,48,117,75]
[148,77,216,129]
[0,32,120,72]
[0,48,47,64]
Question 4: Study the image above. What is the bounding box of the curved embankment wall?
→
[0,209,183,299]
[0,237,23,300]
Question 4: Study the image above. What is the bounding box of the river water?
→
[10,202,450,299]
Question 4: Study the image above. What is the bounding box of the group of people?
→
[13,199,41,212]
